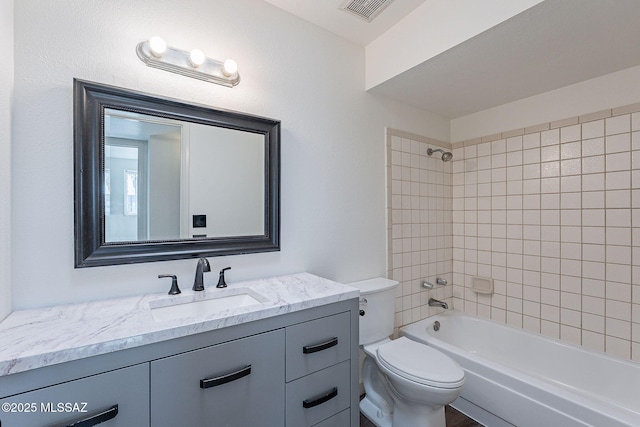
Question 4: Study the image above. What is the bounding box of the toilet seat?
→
[376,337,465,389]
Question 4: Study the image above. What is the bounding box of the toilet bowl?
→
[350,278,465,427]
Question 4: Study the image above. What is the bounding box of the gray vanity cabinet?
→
[0,363,149,427]
[150,329,285,427]
[285,312,353,426]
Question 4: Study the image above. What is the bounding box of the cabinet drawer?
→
[286,360,351,427]
[0,363,149,427]
[286,312,350,381]
[151,329,285,427]
[312,408,350,427]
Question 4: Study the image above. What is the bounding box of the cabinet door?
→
[151,329,285,427]
[0,363,149,427]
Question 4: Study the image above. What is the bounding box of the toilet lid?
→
[376,337,465,389]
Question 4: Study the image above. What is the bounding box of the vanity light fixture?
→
[136,37,240,87]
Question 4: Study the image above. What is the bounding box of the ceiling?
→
[265,0,640,119]
[263,0,426,46]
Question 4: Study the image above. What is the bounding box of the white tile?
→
[582,226,605,244]
[582,137,605,157]
[582,120,605,139]
[606,152,631,172]
[582,209,605,226]
[560,124,581,143]
[606,227,631,246]
[541,300,560,317]
[633,342,640,362]
[582,155,604,174]
[582,261,605,279]
[583,296,605,316]
[558,211,579,229]
[561,159,581,176]
[607,263,631,283]
[606,189,631,208]
[606,114,631,136]
[541,193,560,209]
[605,282,632,302]
[464,144,477,159]
[606,208,631,227]
[583,278,605,297]
[633,113,640,132]
[540,177,559,193]
[606,245,632,265]
[561,141,581,159]
[523,163,540,179]
[523,132,540,149]
[477,141,491,157]
[606,318,631,339]
[582,191,604,209]
[607,300,631,321]
[541,161,560,178]
[541,129,560,146]
[506,136,523,152]
[582,244,606,261]
[606,132,631,154]
[582,173,605,191]
[541,145,560,162]
[582,330,605,351]
[560,175,582,192]
[491,139,506,154]
[541,320,560,339]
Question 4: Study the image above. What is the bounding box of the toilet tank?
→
[348,278,399,345]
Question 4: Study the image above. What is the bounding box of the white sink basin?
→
[149,288,267,322]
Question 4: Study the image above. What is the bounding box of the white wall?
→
[0,0,13,320]
[11,0,449,309]
[451,64,640,142]
[365,0,542,89]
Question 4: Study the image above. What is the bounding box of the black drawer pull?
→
[303,337,338,354]
[200,365,252,389]
[62,404,118,427]
[303,387,338,409]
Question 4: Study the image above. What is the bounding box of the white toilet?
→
[350,278,465,427]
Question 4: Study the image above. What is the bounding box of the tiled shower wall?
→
[451,105,640,362]
[386,129,453,331]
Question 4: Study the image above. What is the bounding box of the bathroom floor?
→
[359,405,483,427]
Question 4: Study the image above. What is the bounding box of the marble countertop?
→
[0,273,359,377]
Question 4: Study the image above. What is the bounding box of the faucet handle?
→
[158,274,181,295]
[216,267,231,288]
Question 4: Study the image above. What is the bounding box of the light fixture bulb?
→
[222,59,238,77]
[149,36,167,58]
[189,49,205,68]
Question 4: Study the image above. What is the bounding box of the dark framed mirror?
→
[74,79,280,267]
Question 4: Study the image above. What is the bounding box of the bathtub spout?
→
[428,298,448,309]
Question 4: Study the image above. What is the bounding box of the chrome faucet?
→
[428,298,448,309]
[193,257,211,291]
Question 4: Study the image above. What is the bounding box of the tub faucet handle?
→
[436,277,448,286]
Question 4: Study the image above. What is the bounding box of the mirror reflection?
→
[104,109,265,243]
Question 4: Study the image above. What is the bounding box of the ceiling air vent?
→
[340,0,395,22]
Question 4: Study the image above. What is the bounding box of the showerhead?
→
[427,147,453,162]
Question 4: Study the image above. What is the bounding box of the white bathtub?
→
[400,311,640,427]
